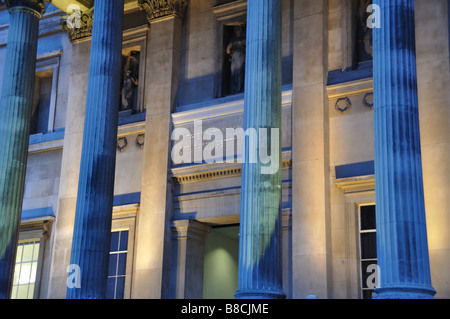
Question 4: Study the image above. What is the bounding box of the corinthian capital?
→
[138,0,188,23]
[60,6,94,43]
[5,0,46,16]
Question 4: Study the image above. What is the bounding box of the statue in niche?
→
[121,50,140,113]
[356,0,373,63]
[226,26,246,95]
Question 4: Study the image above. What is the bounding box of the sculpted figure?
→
[121,51,140,113]
[226,26,246,95]
[357,0,373,61]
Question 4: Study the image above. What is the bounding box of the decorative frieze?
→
[138,0,188,23]
[172,158,292,184]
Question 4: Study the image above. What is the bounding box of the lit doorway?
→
[202,225,239,299]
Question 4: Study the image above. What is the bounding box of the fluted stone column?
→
[373,0,436,299]
[0,0,45,299]
[235,0,284,299]
[66,0,124,299]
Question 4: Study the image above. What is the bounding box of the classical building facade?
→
[0,0,449,299]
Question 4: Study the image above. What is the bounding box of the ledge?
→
[28,129,65,154]
[327,64,373,86]
[173,85,293,125]
[335,175,375,193]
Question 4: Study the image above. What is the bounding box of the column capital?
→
[60,6,93,43]
[138,0,188,23]
[5,0,46,16]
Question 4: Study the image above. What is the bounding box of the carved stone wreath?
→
[363,92,374,110]
[136,134,145,149]
[335,97,352,114]
[117,137,128,153]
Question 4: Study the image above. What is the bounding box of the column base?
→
[373,286,436,299]
[235,289,285,300]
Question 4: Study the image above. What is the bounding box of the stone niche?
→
[346,0,373,70]
[119,47,141,114]
[118,25,150,122]
[212,0,247,98]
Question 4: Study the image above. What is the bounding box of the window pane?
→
[108,254,117,277]
[360,205,376,230]
[106,278,116,299]
[27,283,35,299]
[16,285,29,299]
[360,232,377,259]
[15,245,23,262]
[22,243,34,262]
[117,253,127,276]
[119,231,128,251]
[18,263,32,285]
[110,232,119,252]
[115,277,125,299]
[13,264,20,285]
[30,262,38,284]
[11,285,17,299]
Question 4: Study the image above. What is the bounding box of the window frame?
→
[110,204,138,299]
[120,26,149,117]
[11,230,46,299]
[357,203,377,299]
[32,50,62,135]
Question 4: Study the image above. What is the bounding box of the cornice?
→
[171,157,292,184]
[138,0,188,23]
[335,175,375,193]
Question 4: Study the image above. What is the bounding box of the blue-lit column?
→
[235,0,284,299]
[66,0,124,299]
[373,0,436,299]
[0,0,45,299]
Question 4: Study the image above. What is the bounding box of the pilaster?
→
[171,220,211,299]
[291,0,331,299]
[0,0,45,299]
[131,0,188,299]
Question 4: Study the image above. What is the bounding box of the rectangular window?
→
[359,205,377,299]
[107,230,129,299]
[11,239,41,299]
